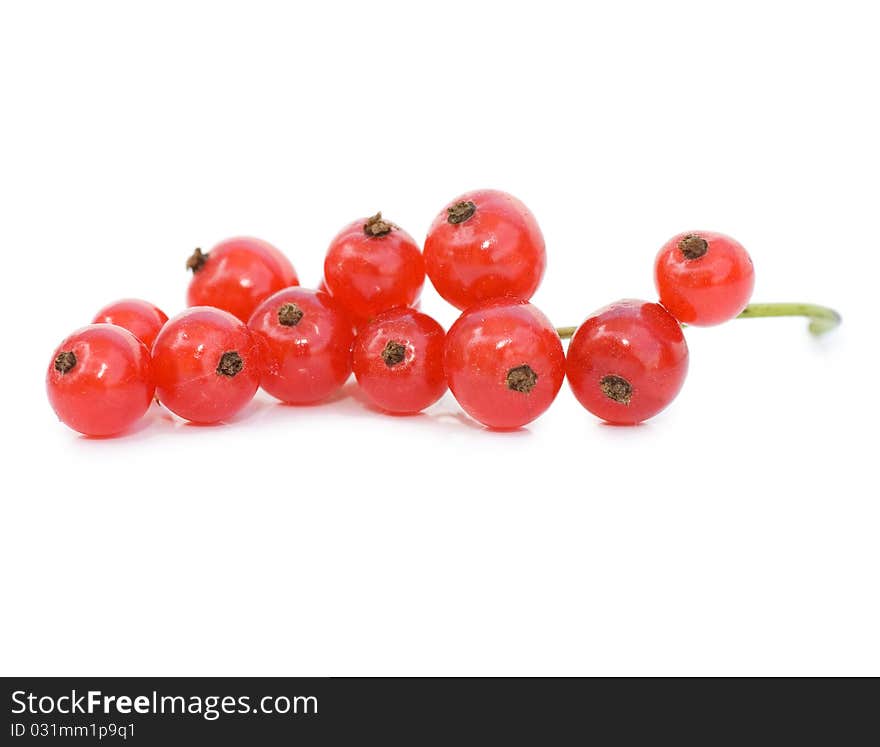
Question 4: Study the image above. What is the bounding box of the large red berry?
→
[248,287,354,404]
[654,230,754,326]
[152,307,261,423]
[186,237,299,322]
[323,213,424,322]
[352,308,447,414]
[92,298,168,350]
[445,299,564,429]
[424,189,546,310]
[566,300,689,425]
[46,325,154,436]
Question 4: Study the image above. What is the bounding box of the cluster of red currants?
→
[47,188,758,436]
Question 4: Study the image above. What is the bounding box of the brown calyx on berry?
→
[678,234,708,260]
[381,340,406,367]
[364,212,394,237]
[506,364,538,394]
[600,374,632,405]
[54,351,77,374]
[217,351,244,377]
[278,303,304,327]
[186,247,209,272]
[447,200,476,225]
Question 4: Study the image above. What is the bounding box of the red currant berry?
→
[92,298,168,350]
[424,189,546,310]
[445,299,564,429]
[566,300,689,425]
[248,287,354,404]
[46,325,154,436]
[152,307,261,423]
[186,237,299,323]
[654,230,755,326]
[352,308,447,414]
[323,213,425,321]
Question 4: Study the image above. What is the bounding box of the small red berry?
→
[352,308,447,414]
[323,213,425,322]
[654,230,755,326]
[424,189,546,310]
[47,325,154,436]
[92,298,168,350]
[186,237,299,323]
[248,287,354,404]
[566,300,689,425]
[445,299,564,429]
[152,307,261,423]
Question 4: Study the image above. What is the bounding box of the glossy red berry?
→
[92,298,168,350]
[152,307,261,423]
[445,299,564,429]
[247,287,354,404]
[352,308,447,414]
[323,213,424,322]
[566,300,689,425]
[654,230,755,326]
[46,325,154,436]
[187,237,299,323]
[424,189,546,310]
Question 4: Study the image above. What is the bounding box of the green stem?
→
[556,302,841,340]
[734,302,841,336]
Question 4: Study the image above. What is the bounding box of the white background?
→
[1,0,877,676]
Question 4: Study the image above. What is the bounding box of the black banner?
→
[2,677,873,743]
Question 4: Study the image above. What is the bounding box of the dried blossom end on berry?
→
[678,234,708,260]
[277,303,304,327]
[506,364,538,394]
[381,340,406,367]
[600,374,632,405]
[54,351,77,374]
[217,351,244,377]
[186,247,209,272]
[363,212,394,237]
[447,200,476,224]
